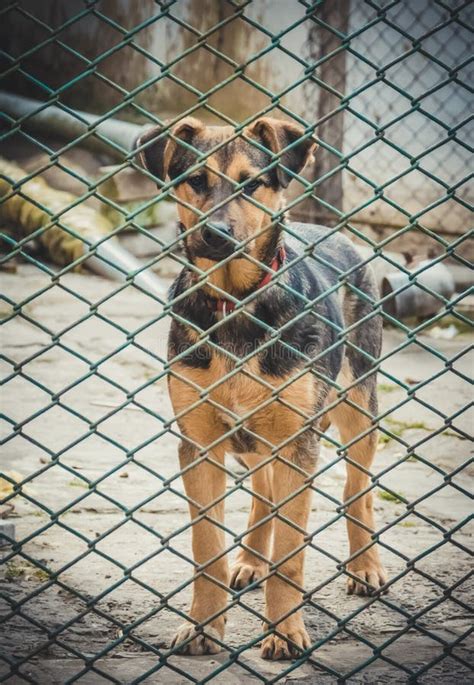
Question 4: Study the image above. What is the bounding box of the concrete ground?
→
[1,262,472,684]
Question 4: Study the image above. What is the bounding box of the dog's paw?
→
[261,626,311,660]
[170,623,223,655]
[230,560,267,590]
[346,563,388,596]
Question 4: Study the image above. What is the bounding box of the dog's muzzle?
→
[200,222,235,260]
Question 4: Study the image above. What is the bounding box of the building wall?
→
[1,0,471,244]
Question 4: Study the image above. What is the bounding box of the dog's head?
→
[137,117,316,290]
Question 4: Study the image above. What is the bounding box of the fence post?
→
[293,0,349,225]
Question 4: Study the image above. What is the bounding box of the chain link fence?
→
[1,1,472,683]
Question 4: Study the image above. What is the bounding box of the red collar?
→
[214,246,286,316]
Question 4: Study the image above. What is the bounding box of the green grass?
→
[378,433,393,445]
[68,478,88,489]
[4,563,25,581]
[442,429,468,441]
[383,418,432,436]
[378,419,464,451]
[378,489,404,503]
[4,561,50,582]
[33,568,50,582]
[378,383,399,394]
[378,418,436,449]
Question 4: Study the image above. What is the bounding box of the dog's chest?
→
[209,353,317,452]
[210,355,268,417]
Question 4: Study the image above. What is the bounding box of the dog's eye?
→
[243,179,262,195]
[187,175,206,191]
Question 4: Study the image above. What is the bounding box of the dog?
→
[137,116,387,660]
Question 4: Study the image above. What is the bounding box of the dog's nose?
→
[202,222,233,249]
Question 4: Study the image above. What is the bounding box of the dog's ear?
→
[135,117,204,182]
[246,117,317,188]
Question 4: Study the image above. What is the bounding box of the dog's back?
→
[286,222,382,385]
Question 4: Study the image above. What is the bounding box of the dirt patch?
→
[1,265,472,683]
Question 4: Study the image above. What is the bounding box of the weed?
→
[68,479,88,489]
[378,433,393,445]
[4,563,25,581]
[378,383,399,394]
[384,418,432,436]
[378,489,404,503]
[4,561,50,582]
[442,429,468,441]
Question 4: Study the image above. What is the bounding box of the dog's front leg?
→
[231,458,273,590]
[171,442,229,655]
[261,449,314,660]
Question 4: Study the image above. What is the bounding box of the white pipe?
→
[85,240,166,300]
[0,91,141,160]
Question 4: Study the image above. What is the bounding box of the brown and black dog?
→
[137,116,387,660]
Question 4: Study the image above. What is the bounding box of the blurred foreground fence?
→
[0,1,472,683]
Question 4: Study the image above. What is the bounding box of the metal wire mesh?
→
[0,1,472,683]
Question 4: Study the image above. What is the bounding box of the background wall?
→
[1,0,471,251]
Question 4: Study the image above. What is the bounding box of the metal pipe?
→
[356,245,466,302]
[381,260,455,319]
[0,91,142,160]
[86,240,166,299]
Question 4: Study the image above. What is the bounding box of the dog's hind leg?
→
[171,440,229,655]
[329,378,387,596]
[230,458,273,590]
